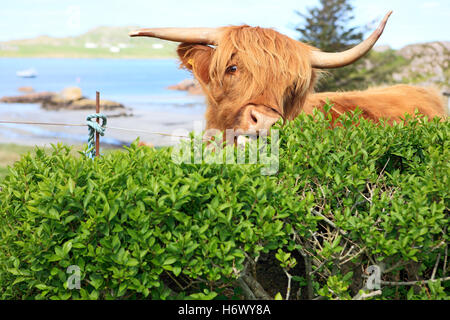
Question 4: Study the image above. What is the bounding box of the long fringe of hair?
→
[208,25,321,119]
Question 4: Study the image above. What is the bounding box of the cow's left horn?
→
[310,11,392,69]
[129,27,222,45]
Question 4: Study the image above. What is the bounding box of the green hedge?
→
[0,109,448,300]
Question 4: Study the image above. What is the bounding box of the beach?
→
[0,102,206,148]
[0,58,207,148]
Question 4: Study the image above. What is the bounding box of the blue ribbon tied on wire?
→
[86,113,107,159]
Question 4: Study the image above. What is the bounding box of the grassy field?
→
[0,26,178,59]
[0,144,37,179]
[0,42,177,59]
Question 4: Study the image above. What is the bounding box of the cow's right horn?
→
[310,11,393,69]
[129,27,222,46]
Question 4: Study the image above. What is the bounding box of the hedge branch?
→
[339,246,366,265]
[380,276,450,286]
[304,256,314,299]
[165,271,190,291]
[310,259,329,277]
[443,245,448,277]
[442,245,448,277]
[234,261,259,300]
[241,271,271,300]
[294,232,315,299]
[376,157,390,183]
[283,268,293,300]
[311,209,348,236]
[353,289,382,300]
[308,230,323,251]
[244,252,259,278]
[383,260,410,274]
[236,277,257,300]
[431,253,441,280]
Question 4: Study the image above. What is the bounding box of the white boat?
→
[16,68,38,78]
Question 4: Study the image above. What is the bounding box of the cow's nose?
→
[247,106,280,131]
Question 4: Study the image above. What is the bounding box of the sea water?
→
[0,58,206,146]
[0,58,205,111]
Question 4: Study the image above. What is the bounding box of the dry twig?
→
[380,276,450,286]
[353,289,382,300]
[283,268,293,300]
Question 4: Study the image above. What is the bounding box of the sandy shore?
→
[0,102,206,148]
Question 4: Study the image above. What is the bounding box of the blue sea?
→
[0,58,206,146]
[0,58,205,112]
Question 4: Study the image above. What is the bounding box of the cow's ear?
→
[177,43,214,84]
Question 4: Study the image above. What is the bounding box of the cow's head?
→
[130,11,392,138]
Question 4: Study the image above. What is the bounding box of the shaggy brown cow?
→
[130,12,447,136]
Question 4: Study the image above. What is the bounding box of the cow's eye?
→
[226,65,238,74]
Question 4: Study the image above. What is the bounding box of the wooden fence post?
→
[96,91,100,158]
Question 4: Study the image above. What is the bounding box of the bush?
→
[0,109,448,300]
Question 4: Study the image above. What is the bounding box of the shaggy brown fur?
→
[304,85,447,124]
[177,25,447,131]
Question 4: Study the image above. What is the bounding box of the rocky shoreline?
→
[0,87,128,112]
[167,79,203,95]
[0,84,205,148]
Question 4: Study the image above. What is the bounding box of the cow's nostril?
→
[250,111,258,124]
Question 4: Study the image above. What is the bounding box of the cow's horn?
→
[129,27,222,45]
[310,11,393,69]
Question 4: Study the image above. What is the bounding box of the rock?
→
[107,111,134,118]
[0,91,55,103]
[42,95,66,109]
[17,86,35,93]
[2,88,127,111]
[40,86,84,109]
[60,87,83,101]
[168,79,203,95]
[42,98,124,111]
[394,41,450,92]
[168,79,195,91]
[66,98,125,110]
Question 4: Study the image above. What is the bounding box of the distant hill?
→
[0,26,178,59]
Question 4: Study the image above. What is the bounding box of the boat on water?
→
[16,68,38,78]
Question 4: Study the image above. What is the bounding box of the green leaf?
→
[173,266,182,277]
[68,178,75,194]
[62,241,72,255]
[163,257,177,266]
[35,284,49,290]
[126,259,139,267]
[118,283,127,296]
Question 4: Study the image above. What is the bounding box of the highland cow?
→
[130,11,446,138]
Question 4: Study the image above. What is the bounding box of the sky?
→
[0,0,449,49]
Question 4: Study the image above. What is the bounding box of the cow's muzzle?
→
[238,104,281,135]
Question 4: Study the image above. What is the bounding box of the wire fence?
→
[0,91,193,159]
[0,120,192,138]
[0,120,193,138]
